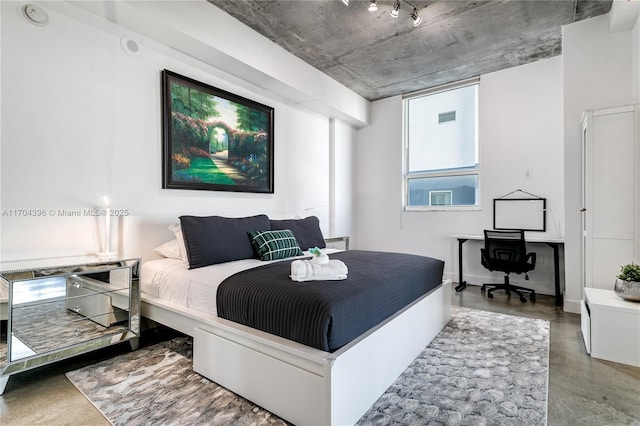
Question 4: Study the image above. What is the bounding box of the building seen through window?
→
[404,79,479,209]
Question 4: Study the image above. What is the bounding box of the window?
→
[438,111,456,124]
[404,78,479,209]
[429,190,453,206]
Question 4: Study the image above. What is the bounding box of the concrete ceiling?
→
[208,0,612,101]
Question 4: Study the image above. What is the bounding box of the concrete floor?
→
[1,286,639,425]
[455,287,640,426]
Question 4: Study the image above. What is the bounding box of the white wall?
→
[562,14,634,313]
[0,1,351,262]
[66,1,370,128]
[634,11,640,103]
[330,119,356,242]
[356,56,564,296]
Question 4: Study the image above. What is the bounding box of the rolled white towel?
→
[290,259,348,282]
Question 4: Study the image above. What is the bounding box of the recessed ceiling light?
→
[22,4,48,26]
[120,37,142,57]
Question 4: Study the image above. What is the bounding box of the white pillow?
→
[168,222,189,267]
[153,239,182,259]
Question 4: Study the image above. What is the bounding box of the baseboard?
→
[563,298,581,314]
[443,272,555,296]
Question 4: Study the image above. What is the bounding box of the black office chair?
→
[480,229,537,303]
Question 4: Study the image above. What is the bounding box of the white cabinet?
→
[581,105,640,289]
[581,288,640,367]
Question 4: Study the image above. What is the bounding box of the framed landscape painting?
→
[161,70,274,193]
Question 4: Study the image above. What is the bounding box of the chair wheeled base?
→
[481,274,536,303]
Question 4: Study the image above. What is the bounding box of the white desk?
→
[452,234,565,307]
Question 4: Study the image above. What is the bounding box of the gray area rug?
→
[66,307,549,425]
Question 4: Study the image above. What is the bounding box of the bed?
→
[139,215,452,425]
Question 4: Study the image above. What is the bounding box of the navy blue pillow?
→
[180,214,271,269]
[269,216,326,251]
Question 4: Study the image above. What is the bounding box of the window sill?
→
[403,206,482,212]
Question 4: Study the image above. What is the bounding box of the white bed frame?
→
[141,279,451,425]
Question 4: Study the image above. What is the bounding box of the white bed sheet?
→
[141,249,339,315]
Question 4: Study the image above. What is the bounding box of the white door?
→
[581,114,589,289]
[582,105,639,289]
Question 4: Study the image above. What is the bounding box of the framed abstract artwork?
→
[161,70,274,193]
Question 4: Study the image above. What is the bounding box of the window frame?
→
[402,77,481,212]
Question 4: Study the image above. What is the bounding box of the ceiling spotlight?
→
[368,0,378,12]
[390,0,401,17]
[411,8,422,26]
[341,0,349,5]
[22,4,49,26]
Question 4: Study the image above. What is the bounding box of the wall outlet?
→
[524,168,547,179]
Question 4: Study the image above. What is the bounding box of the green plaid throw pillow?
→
[248,229,304,261]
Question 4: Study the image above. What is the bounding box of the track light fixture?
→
[410,7,422,26]
[390,0,401,17]
[342,0,423,27]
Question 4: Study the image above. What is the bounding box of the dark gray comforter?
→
[216,250,444,352]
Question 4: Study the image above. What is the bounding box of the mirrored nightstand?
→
[0,256,140,394]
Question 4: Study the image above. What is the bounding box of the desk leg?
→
[546,242,563,307]
[455,238,468,292]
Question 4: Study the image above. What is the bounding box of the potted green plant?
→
[614,262,640,302]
